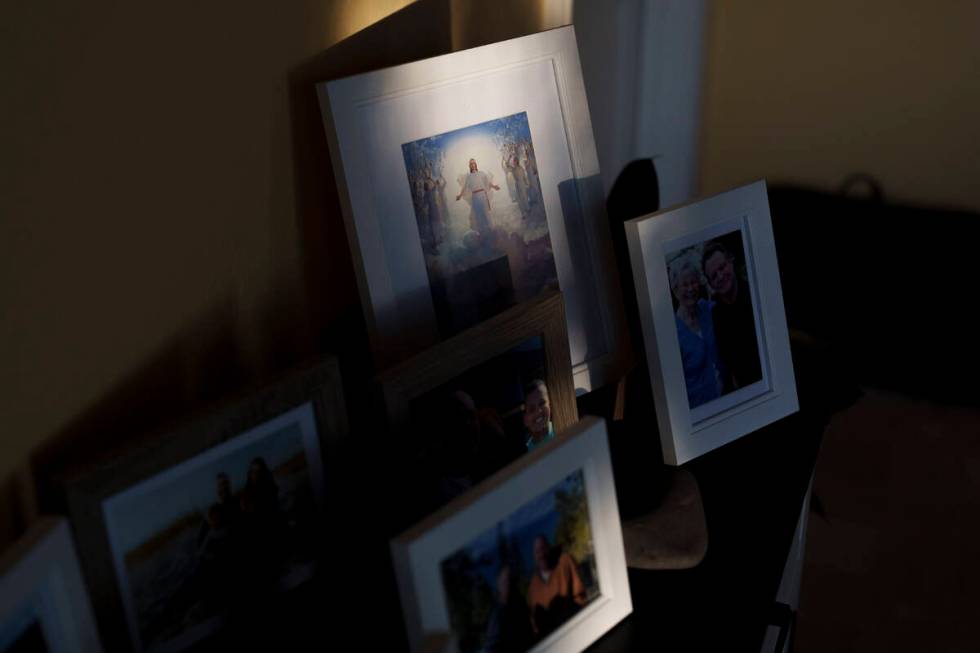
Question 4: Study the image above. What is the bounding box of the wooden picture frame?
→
[625,180,798,464]
[378,289,576,434]
[318,25,629,394]
[377,290,578,527]
[390,416,631,653]
[64,357,347,653]
[0,517,102,653]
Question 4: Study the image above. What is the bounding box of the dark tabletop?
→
[199,337,854,652]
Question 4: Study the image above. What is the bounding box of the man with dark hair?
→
[701,240,763,391]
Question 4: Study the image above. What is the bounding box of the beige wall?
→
[701,1,980,210]
[0,0,568,545]
[0,0,567,545]
[0,0,413,541]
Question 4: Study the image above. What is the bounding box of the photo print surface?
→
[440,469,599,653]
[402,112,558,337]
[664,227,766,415]
[405,336,553,519]
[102,406,323,653]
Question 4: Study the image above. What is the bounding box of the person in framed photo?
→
[432,466,599,653]
[191,501,241,620]
[501,145,531,220]
[149,456,293,637]
[522,379,554,452]
[419,389,524,508]
[213,473,240,527]
[456,158,501,235]
[668,252,726,409]
[701,239,763,391]
[522,140,541,208]
[482,563,534,653]
[400,113,560,338]
[527,534,587,639]
[199,474,243,600]
[420,167,448,255]
[238,456,288,586]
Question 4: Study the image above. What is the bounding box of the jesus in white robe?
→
[456,158,500,235]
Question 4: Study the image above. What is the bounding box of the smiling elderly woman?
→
[668,251,725,409]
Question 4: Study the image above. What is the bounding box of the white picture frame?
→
[625,180,798,465]
[0,517,102,653]
[100,403,325,653]
[317,26,627,394]
[390,416,631,653]
[65,357,347,653]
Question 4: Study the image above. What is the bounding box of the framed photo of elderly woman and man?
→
[626,181,798,465]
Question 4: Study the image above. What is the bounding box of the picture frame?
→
[0,517,102,653]
[64,357,347,653]
[625,180,798,465]
[377,290,578,522]
[317,25,628,394]
[390,415,631,653]
[378,289,576,434]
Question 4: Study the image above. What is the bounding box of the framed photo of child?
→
[625,180,798,465]
[377,290,577,526]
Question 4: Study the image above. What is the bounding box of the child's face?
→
[523,386,551,436]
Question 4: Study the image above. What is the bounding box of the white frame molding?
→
[318,26,627,393]
[626,180,798,465]
[390,416,631,653]
[0,518,102,653]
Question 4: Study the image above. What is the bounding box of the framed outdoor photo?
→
[0,518,102,653]
[390,416,631,653]
[625,180,798,465]
[377,290,577,525]
[318,25,628,393]
[64,357,347,653]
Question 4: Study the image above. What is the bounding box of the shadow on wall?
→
[22,286,375,533]
[287,0,454,346]
[29,293,245,520]
[1,0,464,550]
[6,0,564,549]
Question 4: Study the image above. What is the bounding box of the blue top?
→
[675,299,725,409]
[526,422,556,452]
